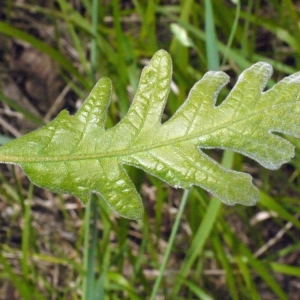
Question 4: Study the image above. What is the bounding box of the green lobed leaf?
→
[0,50,300,219]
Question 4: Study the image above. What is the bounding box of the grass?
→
[0,0,300,299]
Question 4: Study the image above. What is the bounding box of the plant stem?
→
[205,0,219,71]
[171,151,235,296]
[82,197,91,300]
[149,189,190,300]
[91,0,99,82]
[82,1,100,298]
[21,183,34,281]
[82,194,98,300]
[221,0,241,66]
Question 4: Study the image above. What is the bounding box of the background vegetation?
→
[0,0,300,299]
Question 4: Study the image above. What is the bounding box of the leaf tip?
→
[224,173,260,206]
[114,204,144,220]
[151,49,172,68]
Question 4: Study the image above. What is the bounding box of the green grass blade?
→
[86,195,98,300]
[181,279,214,299]
[82,0,100,297]
[0,251,46,300]
[243,247,288,299]
[221,0,241,66]
[57,0,92,81]
[271,263,300,276]
[21,183,34,281]
[204,0,219,70]
[235,255,261,299]
[149,189,190,300]
[221,220,289,300]
[82,196,92,300]
[258,192,300,229]
[211,232,239,300]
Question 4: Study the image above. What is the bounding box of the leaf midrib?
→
[1,101,296,164]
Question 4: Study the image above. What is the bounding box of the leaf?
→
[0,50,300,219]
